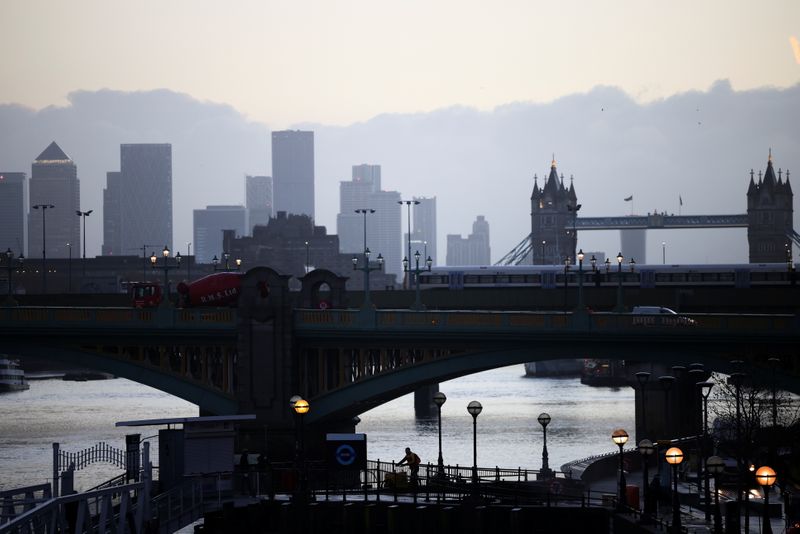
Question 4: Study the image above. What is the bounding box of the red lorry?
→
[130,272,246,308]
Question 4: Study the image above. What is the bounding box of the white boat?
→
[0,356,30,392]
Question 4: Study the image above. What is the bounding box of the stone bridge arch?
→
[298,269,348,309]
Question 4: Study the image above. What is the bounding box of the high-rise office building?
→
[103,144,172,256]
[245,175,273,234]
[272,130,314,219]
[446,215,491,266]
[410,196,437,265]
[193,205,248,264]
[337,164,402,278]
[28,142,80,259]
[0,172,27,256]
[102,172,122,256]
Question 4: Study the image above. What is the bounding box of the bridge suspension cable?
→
[495,233,532,266]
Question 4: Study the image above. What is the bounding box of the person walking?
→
[398,447,421,488]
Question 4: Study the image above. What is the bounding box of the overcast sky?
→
[1,1,799,264]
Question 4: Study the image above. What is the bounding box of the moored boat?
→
[0,356,30,392]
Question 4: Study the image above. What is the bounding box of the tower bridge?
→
[502,152,794,265]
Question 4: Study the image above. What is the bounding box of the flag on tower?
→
[624,195,633,202]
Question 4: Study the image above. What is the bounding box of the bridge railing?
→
[0,484,51,527]
[0,306,235,330]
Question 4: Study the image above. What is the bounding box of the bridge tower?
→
[747,151,793,263]
[531,157,578,265]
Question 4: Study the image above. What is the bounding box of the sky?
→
[1,1,799,264]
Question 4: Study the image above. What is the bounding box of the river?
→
[0,365,634,491]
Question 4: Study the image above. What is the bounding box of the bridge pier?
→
[414,383,439,418]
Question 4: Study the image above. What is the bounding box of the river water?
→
[0,365,634,492]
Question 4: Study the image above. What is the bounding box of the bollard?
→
[414,505,428,534]
[509,507,523,534]
[472,505,487,534]
[342,502,358,533]
[386,504,401,534]
[280,502,293,534]
[439,505,456,534]
[364,503,377,534]
[306,502,320,533]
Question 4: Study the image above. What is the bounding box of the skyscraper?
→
[103,144,172,256]
[102,172,122,255]
[193,205,248,264]
[0,173,27,256]
[272,130,314,219]
[337,164,402,278]
[446,215,491,266]
[411,196,437,265]
[28,142,80,259]
[245,175,273,234]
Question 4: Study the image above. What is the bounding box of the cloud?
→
[791,36,800,64]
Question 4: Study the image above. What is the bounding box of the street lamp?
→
[467,401,482,493]
[755,466,777,534]
[540,240,546,265]
[729,369,746,526]
[353,208,383,310]
[665,447,684,532]
[292,397,310,500]
[186,242,192,281]
[614,252,624,312]
[75,209,93,277]
[67,242,73,293]
[403,250,432,310]
[212,252,241,272]
[433,392,446,478]
[150,246,181,306]
[635,371,651,440]
[698,381,714,521]
[398,199,420,289]
[32,203,55,294]
[3,249,24,304]
[563,256,570,312]
[658,375,676,440]
[304,241,310,274]
[629,257,636,273]
[537,413,553,479]
[612,428,629,511]
[590,254,599,287]
[576,249,585,311]
[638,439,655,521]
[706,455,725,534]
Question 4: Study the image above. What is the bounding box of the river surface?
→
[0,365,634,491]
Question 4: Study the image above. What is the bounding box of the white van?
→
[630,306,696,326]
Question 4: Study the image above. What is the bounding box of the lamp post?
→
[635,371,651,440]
[75,209,93,277]
[32,203,55,294]
[591,254,600,287]
[706,455,725,534]
[729,370,746,528]
[697,381,714,521]
[768,357,780,428]
[755,466,776,534]
[304,241,310,274]
[467,401,482,494]
[658,375,676,440]
[567,203,581,255]
[433,392,446,478]
[541,240,546,264]
[576,249,585,311]
[212,252,241,272]
[398,199,420,289]
[614,252,624,312]
[3,248,24,303]
[537,413,552,479]
[292,397,310,500]
[662,241,666,264]
[612,429,629,511]
[150,246,181,306]
[665,447,684,532]
[403,250,432,310]
[638,439,655,521]
[67,243,72,293]
[563,256,570,312]
[186,243,192,281]
[353,208,383,310]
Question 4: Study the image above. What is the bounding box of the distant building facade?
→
[245,175,273,234]
[530,158,578,265]
[28,142,80,259]
[747,151,794,263]
[227,211,396,290]
[336,164,402,278]
[411,196,437,265]
[103,144,172,256]
[193,205,248,264]
[0,172,27,256]
[446,215,491,265]
[272,130,314,219]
